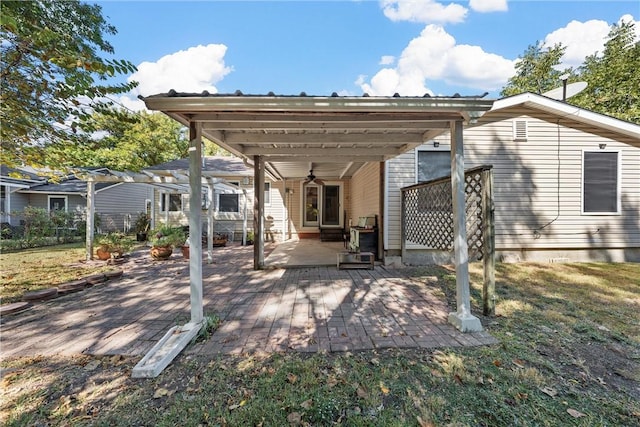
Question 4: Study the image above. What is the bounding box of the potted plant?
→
[95,232,132,260]
[180,235,190,259]
[149,225,185,260]
[134,212,150,242]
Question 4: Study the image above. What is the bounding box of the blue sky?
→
[95,1,639,110]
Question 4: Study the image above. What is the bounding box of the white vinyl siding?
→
[385,107,640,252]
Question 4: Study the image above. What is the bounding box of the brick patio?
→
[0,243,497,360]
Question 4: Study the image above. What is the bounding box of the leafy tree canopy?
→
[0,0,138,168]
[46,110,230,172]
[501,20,639,124]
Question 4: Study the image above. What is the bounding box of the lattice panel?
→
[403,168,488,260]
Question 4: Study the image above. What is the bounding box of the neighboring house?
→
[1,165,47,226]
[3,166,154,233]
[385,93,640,263]
[144,156,284,242]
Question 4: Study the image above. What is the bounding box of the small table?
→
[337,252,374,270]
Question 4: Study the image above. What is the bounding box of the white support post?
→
[188,122,204,324]
[254,155,265,269]
[448,120,483,332]
[85,180,95,261]
[206,178,214,264]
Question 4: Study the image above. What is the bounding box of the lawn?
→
[0,241,139,304]
[1,247,639,426]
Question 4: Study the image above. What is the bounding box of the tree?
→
[501,43,574,97]
[47,110,231,171]
[500,20,639,125]
[0,0,137,168]
[572,21,640,124]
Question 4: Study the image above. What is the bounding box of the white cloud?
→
[358,24,515,96]
[381,0,468,24]
[379,55,396,65]
[469,0,507,13]
[543,14,640,69]
[129,44,232,97]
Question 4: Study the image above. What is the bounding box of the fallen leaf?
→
[539,387,557,397]
[84,360,100,371]
[493,359,502,367]
[228,400,246,410]
[326,376,338,388]
[513,359,526,368]
[453,374,463,384]
[153,387,170,399]
[417,416,436,427]
[287,412,302,425]
[287,373,298,384]
[379,382,390,395]
[301,399,313,409]
[356,385,368,399]
[567,408,586,418]
[370,357,380,366]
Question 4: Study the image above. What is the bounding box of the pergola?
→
[130,92,494,377]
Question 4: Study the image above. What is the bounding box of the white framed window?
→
[48,195,68,212]
[416,148,451,183]
[264,182,271,206]
[161,193,183,212]
[582,150,621,215]
[219,193,239,213]
[512,120,528,141]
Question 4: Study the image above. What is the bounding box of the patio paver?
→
[0,243,497,360]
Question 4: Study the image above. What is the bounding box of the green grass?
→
[1,260,639,426]
[0,241,141,303]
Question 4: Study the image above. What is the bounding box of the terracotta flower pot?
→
[181,245,190,259]
[150,245,173,260]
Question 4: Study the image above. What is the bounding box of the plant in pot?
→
[134,212,151,242]
[149,225,185,260]
[95,232,133,260]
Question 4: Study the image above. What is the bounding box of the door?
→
[303,184,319,227]
[321,185,340,226]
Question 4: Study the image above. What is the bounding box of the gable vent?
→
[513,120,528,140]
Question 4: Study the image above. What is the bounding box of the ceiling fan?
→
[303,169,325,185]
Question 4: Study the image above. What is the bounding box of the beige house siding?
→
[387,106,640,259]
[386,150,419,251]
[349,162,380,225]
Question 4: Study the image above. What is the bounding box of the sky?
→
[95,0,640,111]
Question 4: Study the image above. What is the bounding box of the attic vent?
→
[513,120,528,140]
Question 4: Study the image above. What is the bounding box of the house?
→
[1,166,154,233]
[143,156,283,242]
[1,165,46,226]
[385,92,640,263]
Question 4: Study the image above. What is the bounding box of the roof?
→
[1,165,48,187]
[18,177,116,195]
[491,92,640,141]
[141,92,495,181]
[145,156,252,177]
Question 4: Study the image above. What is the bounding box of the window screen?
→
[162,194,182,212]
[418,151,451,182]
[219,194,239,213]
[583,151,618,213]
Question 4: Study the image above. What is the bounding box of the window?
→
[161,194,183,212]
[48,196,67,212]
[264,182,271,205]
[0,186,6,213]
[219,194,239,212]
[417,150,451,182]
[582,151,620,214]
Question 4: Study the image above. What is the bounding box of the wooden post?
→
[254,155,265,269]
[188,122,203,324]
[85,180,95,261]
[482,167,496,316]
[448,120,483,332]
